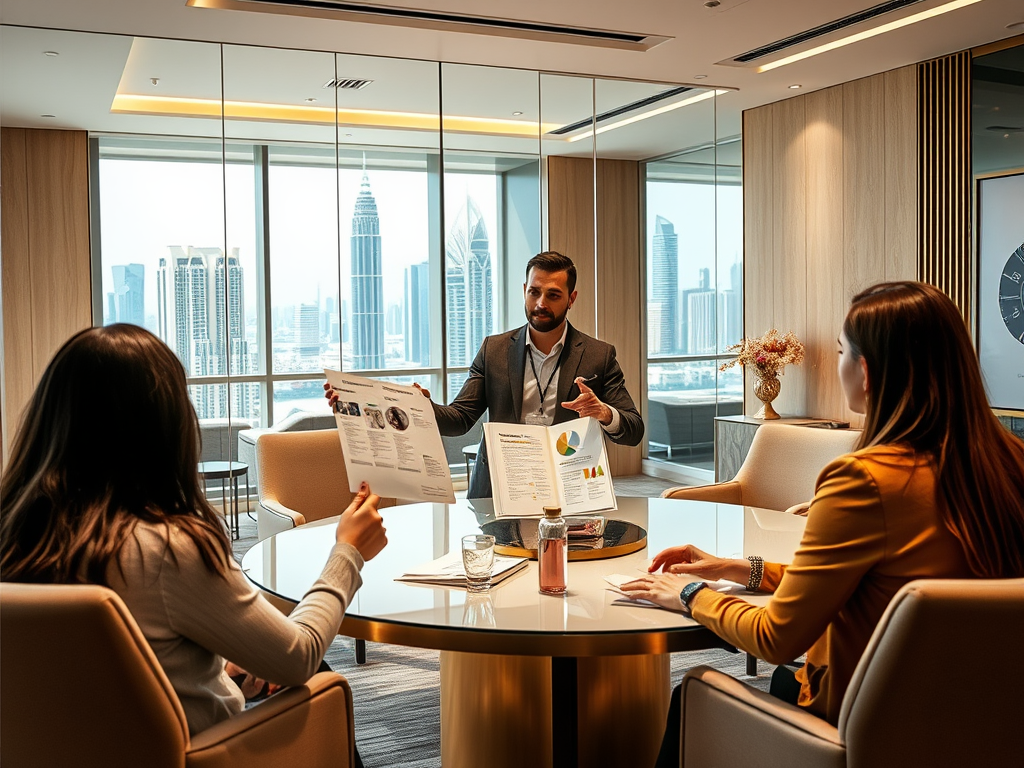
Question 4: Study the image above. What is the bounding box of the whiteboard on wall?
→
[978,171,1024,412]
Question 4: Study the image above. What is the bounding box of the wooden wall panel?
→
[884,66,919,281]
[596,159,642,476]
[843,75,887,299]
[25,130,92,367]
[1,128,92,454]
[803,87,848,422]
[742,64,918,423]
[741,106,775,414]
[1,128,35,451]
[770,96,807,417]
[547,156,596,337]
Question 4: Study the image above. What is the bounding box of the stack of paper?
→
[396,552,529,588]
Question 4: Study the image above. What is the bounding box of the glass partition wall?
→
[1,25,739,481]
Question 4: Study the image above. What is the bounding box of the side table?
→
[198,461,249,540]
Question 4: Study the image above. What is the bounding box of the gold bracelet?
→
[746,555,764,591]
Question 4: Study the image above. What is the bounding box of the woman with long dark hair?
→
[1,324,387,736]
[622,282,1024,761]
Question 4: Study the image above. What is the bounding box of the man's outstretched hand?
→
[560,378,612,425]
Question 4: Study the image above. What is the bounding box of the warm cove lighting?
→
[567,89,727,143]
[110,93,561,138]
[756,0,984,73]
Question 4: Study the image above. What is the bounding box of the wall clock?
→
[999,243,1024,345]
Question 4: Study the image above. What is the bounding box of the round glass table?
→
[242,497,806,768]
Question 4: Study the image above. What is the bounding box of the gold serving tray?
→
[481,518,647,561]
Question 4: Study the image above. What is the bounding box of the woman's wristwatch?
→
[679,581,708,612]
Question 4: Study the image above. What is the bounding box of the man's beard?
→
[526,305,568,334]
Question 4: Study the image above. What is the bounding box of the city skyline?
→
[350,170,386,370]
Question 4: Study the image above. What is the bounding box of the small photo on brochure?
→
[364,407,386,430]
[386,406,410,431]
[334,401,361,417]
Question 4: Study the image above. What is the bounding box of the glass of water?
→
[461,534,496,592]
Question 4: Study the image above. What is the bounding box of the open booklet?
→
[483,416,616,517]
[325,369,455,504]
[396,551,529,588]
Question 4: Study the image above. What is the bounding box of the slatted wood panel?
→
[1,128,92,454]
[595,159,642,475]
[742,65,918,423]
[546,156,596,337]
[919,52,971,321]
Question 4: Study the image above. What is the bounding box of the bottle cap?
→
[543,506,562,518]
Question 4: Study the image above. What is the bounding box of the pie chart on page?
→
[556,430,580,456]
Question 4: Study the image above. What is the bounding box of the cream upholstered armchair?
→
[662,424,861,513]
[256,428,397,664]
[0,583,356,768]
[256,428,397,542]
[675,578,1024,767]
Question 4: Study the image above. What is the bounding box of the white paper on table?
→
[396,552,528,587]
[325,369,455,503]
[484,416,616,517]
[603,572,750,610]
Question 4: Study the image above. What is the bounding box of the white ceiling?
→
[2,0,1023,159]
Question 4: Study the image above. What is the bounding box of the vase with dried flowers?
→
[720,329,805,420]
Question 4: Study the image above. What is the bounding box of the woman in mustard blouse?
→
[621,282,1024,764]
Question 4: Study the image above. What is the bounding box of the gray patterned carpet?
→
[231,476,775,768]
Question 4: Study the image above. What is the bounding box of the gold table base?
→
[440,651,670,768]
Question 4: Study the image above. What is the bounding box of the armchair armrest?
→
[679,666,845,768]
[257,499,306,541]
[662,481,743,505]
[187,672,355,768]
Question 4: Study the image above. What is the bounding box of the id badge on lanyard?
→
[524,410,549,426]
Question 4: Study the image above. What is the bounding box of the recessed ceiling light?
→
[693,75,708,80]
[150,78,160,86]
[757,0,983,73]
[41,114,56,118]
[306,97,317,103]
[512,111,523,116]
[43,51,59,57]
[345,133,353,137]
[789,84,803,89]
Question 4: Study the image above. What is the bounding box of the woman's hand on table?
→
[336,482,388,561]
[649,544,750,585]
[618,573,690,612]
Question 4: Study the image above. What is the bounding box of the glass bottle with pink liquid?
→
[538,505,567,595]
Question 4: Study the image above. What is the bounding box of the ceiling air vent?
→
[324,78,373,90]
[186,0,671,51]
[729,0,924,64]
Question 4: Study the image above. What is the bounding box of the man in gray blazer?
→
[417,251,644,499]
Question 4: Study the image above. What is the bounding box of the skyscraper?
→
[163,246,256,421]
[446,198,492,366]
[295,303,320,360]
[684,268,716,355]
[404,261,430,364]
[651,216,678,355]
[350,170,385,370]
[111,263,145,327]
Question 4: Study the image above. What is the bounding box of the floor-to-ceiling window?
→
[644,138,743,475]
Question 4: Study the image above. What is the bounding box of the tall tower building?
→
[350,169,385,370]
[446,198,492,366]
[111,263,145,326]
[156,257,170,342]
[404,261,430,364]
[651,216,678,355]
[295,303,321,360]
[685,268,716,355]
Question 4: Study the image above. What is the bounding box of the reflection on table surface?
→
[241,497,806,638]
